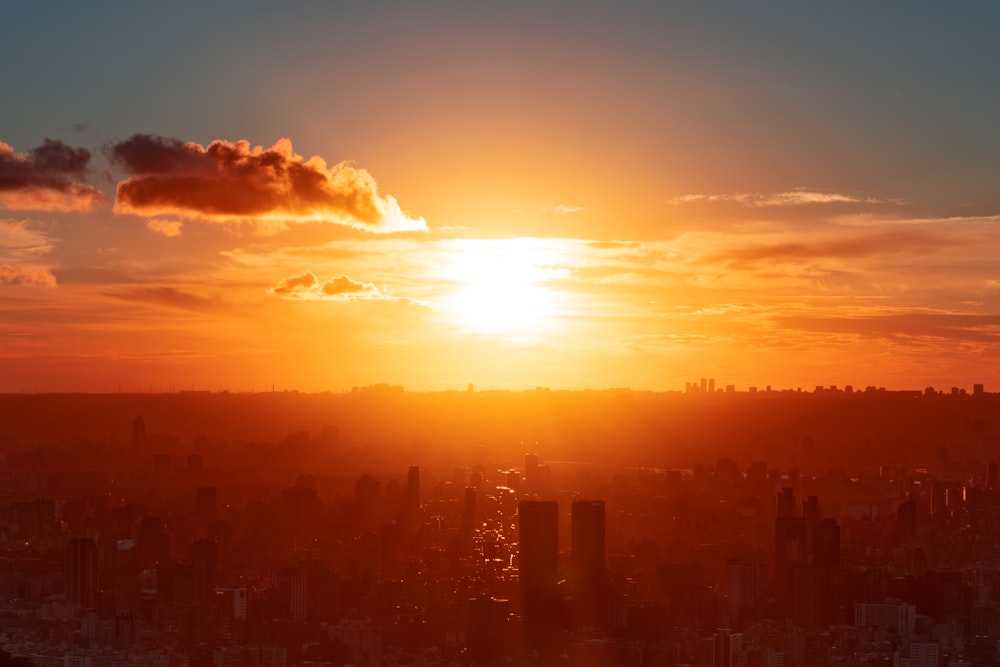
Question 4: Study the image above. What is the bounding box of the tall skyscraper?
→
[812,518,840,570]
[713,628,743,667]
[518,500,558,650]
[191,538,218,603]
[776,487,796,518]
[525,452,539,489]
[897,498,918,543]
[65,537,99,608]
[727,558,763,627]
[774,515,807,620]
[571,499,605,625]
[138,516,165,569]
[461,486,477,556]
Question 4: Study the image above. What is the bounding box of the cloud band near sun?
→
[110,134,426,233]
[0,140,104,212]
[268,271,397,301]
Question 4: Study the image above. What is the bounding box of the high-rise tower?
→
[518,500,559,650]
[65,537,99,608]
[571,499,605,625]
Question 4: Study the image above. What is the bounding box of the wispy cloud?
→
[669,190,886,207]
[146,219,184,237]
[541,204,585,214]
[0,264,56,287]
[0,139,104,212]
[0,219,58,287]
[268,270,406,302]
[710,230,945,267]
[110,134,427,234]
[103,286,225,313]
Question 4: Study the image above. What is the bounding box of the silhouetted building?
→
[518,499,559,651]
[776,487,796,518]
[407,465,420,512]
[774,515,807,620]
[65,537,99,608]
[571,499,605,626]
[854,599,916,635]
[713,628,743,667]
[727,559,764,627]
[191,538,218,602]
[137,516,166,569]
[466,595,511,666]
[115,611,137,647]
[272,569,308,621]
[897,498,918,543]
[812,518,840,570]
[525,452,539,489]
[354,474,380,524]
[460,486,476,556]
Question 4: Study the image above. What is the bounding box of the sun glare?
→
[440,238,567,336]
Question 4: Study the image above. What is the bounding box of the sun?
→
[439,238,566,336]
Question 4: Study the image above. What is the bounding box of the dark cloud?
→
[110,135,426,233]
[0,139,104,211]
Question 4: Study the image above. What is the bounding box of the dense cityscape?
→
[1,384,999,666]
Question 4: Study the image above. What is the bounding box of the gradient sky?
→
[2,2,1000,392]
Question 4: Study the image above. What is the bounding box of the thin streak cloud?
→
[669,190,885,207]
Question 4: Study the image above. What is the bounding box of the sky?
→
[2,2,1000,393]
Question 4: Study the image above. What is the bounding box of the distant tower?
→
[572,499,606,625]
[355,474,381,519]
[461,487,477,555]
[407,466,420,512]
[812,518,840,569]
[525,452,539,488]
[713,628,743,667]
[518,500,559,650]
[65,537,99,607]
[802,495,821,564]
[131,416,146,447]
[776,487,797,518]
[897,498,918,543]
[138,516,164,569]
[802,496,820,523]
[727,558,763,627]
[466,594,510,665]
[774,513,807,619]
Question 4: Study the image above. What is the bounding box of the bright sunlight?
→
[439,238,568,336]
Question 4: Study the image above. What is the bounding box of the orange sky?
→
[2,4,1000,393]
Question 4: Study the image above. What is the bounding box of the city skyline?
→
[3,3,1000,393]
